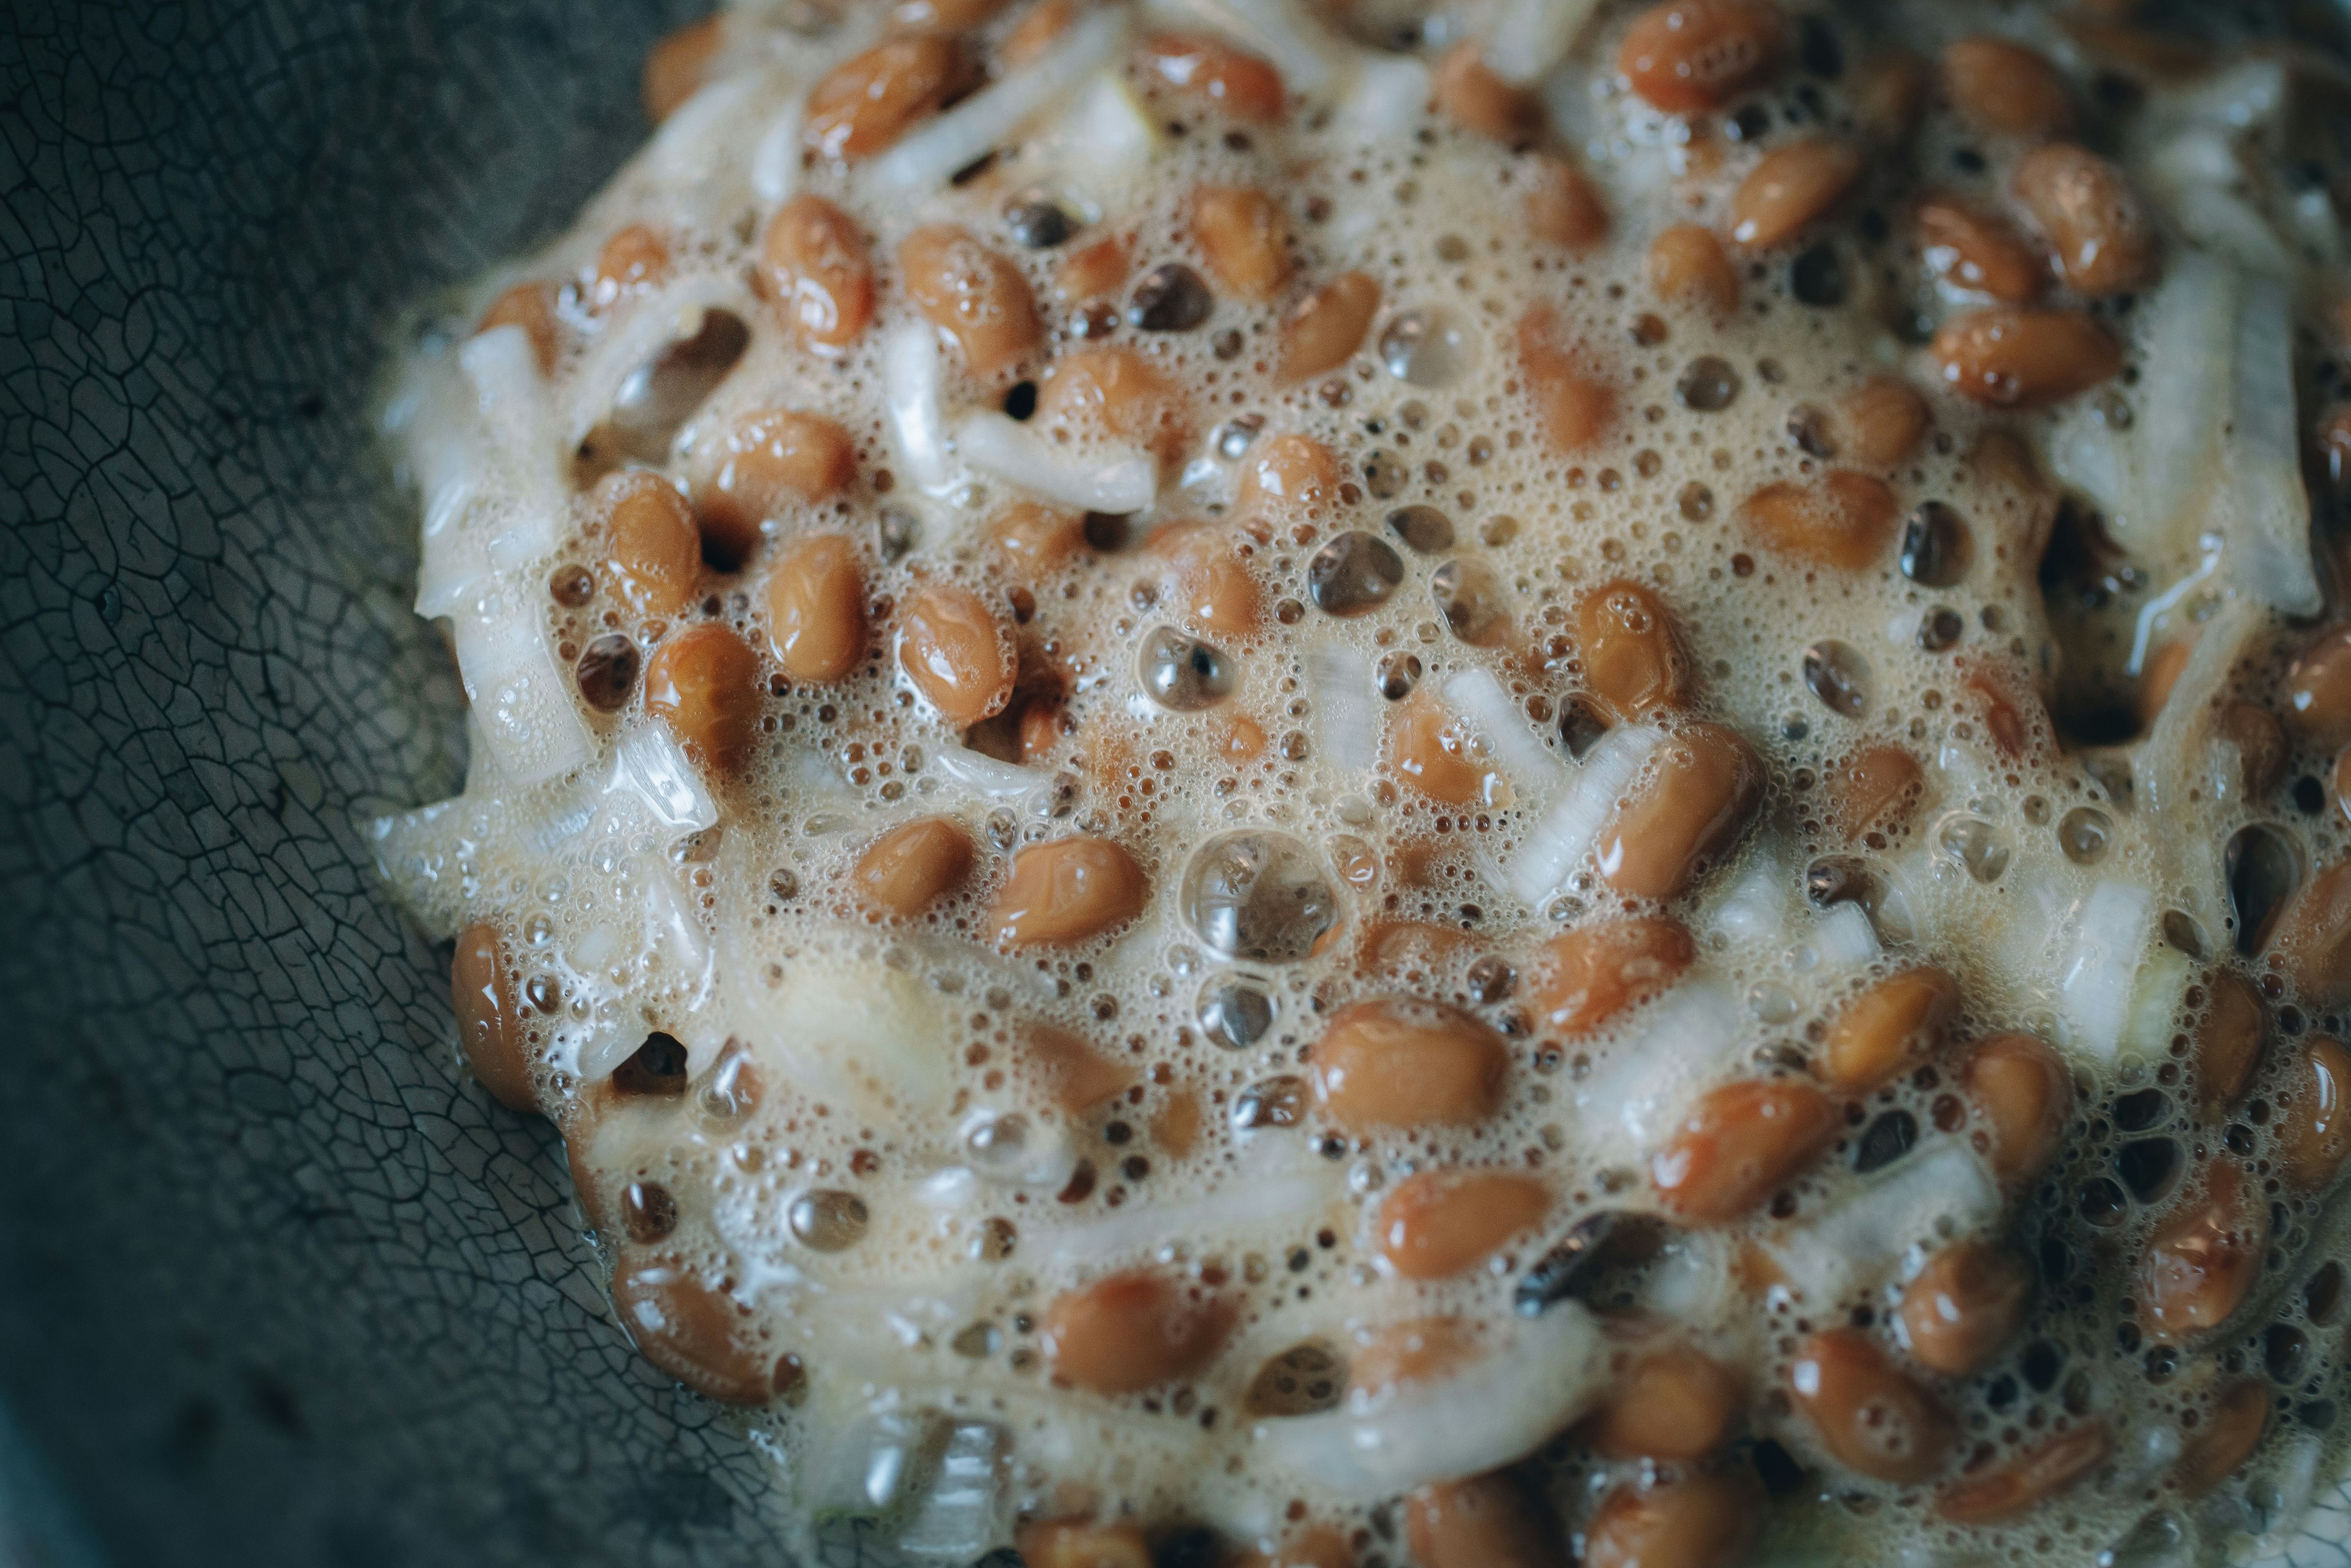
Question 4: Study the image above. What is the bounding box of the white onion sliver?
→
[1504,724,1660,907]
[564,272,748,448]
[1766,1146,2000,1311]
[2057,880,2155,1063]
[449,602,596,787]
[1710,852,1788,945]
[1307,647,1381,776]
[1143,0,1338,90]
[954,411,1157,514]
[1330,53,1430,143]
[607,722,719,833]
[1040,1172,1337,1266]
[1812,902,1880,968]
[1481,0,1599,86]
[933,745,1051,800]
[1256,1305,1607,1500]
[1573,979,1745,1150]
[885,321,954,494]
[872,6,1131,190]
[745,962,959,1116]
[2222,274,2320,615]
[1060,71,1164,201]
[750,98,807,204]
[1441,667,1556,784]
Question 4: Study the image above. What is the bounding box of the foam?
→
[375,0,2351,1560]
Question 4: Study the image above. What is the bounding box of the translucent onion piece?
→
[1504,724,1661,907]
[872,6,1131,191]
[954,411,1157,514]
[2057,880,2156,1062]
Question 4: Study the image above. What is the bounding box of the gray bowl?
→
[6,4,2351,1565]
[0,3,826,1562]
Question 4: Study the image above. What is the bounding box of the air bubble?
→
[2060,806,2112,865]
[1802,640,1872,718]
[1180,831,1338,963]
[1385,505,1454,554]
[1675,356,1741,411]
[1200,979,1275,1048]
[1379,308,1475,387]
[1307,532,1404,617]
[1140,626,1236,711]
[789,1189,869,1251]
[1432,558,1508,645]
[1935,814,2010,883]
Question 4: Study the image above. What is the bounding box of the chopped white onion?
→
[954,411,1157,514]
[606,722,719,835]
[1480,0,1599,85]
[1571,979,1745,1152]
[1441,667,1558,785]
[564,273,748,449]
[885,321,956,495]
[751,97,807,205]
[448,598,596,787]
[1711,851,1790,946]
[1256,1304,1607,1500]
[874,6,1131,191]
[1038,1171,1338,1267]
[933,745,1051,800]
[1768,1146,2001,1311]
[897,1422,1013,1561]
[2220,272,2319,614]
[1143,0,1340,91]
[2057,880,2155,1063]
[1059,71,1165,206]
[1307,647,1381,776]
[1330,53,1431,143]
[1812,901,1880,969]
[740,961,958,1117]
[1504,724,1660,907]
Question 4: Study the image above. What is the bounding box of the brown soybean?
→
[1581,1469,1762,1568]
[989,836,1149,947]
[1037,346,1189,463]
[804,36,961,161]
[1940,35,2073,138]
[1836,377,1932,467]
[2175,1381,2270,1496]
[1653,1078,1838,1224]
[477,281,560,373]
[1788,1329,1954,1484]
[1193,184,1292,302]
[2137,1160,2267,1344]
[1016,1520,1153,1568]
[1375,1169,1550,1280]
[1617,0,1788,114]
[2279,1037,2351,1193]
[1528,155,1609,251]
[1575,578,1690,721]
[2275,857,2351,1011]
[1821,967,1959,1092]
[760,194,877,353]
[1041,1270,1234,1392]
[766,533,867,683]
[1238,432,1341,513]
[1935,1423,2109,1524]
[644,624,762,775]
[1388,689,1494,805]
[1739,471,1899,570]
[697,408,857,568]
[1311,996,1509,1131]
[1528,917,1695,1036]
[1596,721,1763,899]
[2285,625,2351,747]
[900,224,1041,377]
[1142,32,1286,123]
[1964,1032,2071,1185]
[601,470,700,618]
[1406,1476,1564,1568]
[2013,142,2157,298]
[643,15,723,122]
[1729,137,1864,249]
[1432,42,1540,141]
[1647,224,1741,317]
[452,923,533,1111]
[899,583,1013,726]
[1916,195,2045,302]
[1932,306,2121,407]
[1519,306,1616,454]
[613,1253,778,1405]
[1278,272,1380,384]
[853,816,974,917]
[2195,969,2267,1113]
[1899,1242,2031,1376]
[1825,743,1924,841]
[1589,1346,1743,1460]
